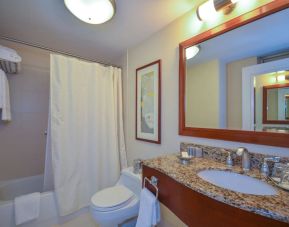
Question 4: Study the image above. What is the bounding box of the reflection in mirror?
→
[185,8,289,133]
[258,70,289,133]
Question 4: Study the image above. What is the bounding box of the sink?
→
[197,170,277,195]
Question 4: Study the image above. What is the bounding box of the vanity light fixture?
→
[276,70,289,82]
[64,0,115,24]
[186,45,200,60]
[197,0,242,21]
[277,75,286,82]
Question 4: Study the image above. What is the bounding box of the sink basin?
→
[197,170,277,195]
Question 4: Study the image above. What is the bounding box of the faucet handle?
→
[261,156,280,177]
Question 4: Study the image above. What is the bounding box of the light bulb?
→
[197,0,218,21]
[277,75,286,82]
[186,46,200,60]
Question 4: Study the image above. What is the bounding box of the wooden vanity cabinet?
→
[143,165,289,227]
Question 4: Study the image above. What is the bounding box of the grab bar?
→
[143,176,159,199]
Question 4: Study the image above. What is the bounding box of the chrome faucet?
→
[260,156,280,177]
[236,147,250,172]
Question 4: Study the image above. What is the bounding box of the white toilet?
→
[90,167,142,227]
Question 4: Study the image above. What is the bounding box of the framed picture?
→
[136,60,161,144]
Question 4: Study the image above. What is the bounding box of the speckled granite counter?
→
[143,154,289,223]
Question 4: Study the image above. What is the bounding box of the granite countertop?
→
[143,154,289,223]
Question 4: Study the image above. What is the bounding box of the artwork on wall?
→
[136,60,161,144]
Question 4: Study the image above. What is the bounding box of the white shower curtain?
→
[48,54,127,216]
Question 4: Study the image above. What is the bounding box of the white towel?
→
[136,188,161,227]
[14,192,40,225]
[0,69,11,121]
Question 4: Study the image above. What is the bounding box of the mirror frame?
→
[179,1,289,148]
[263,83,289,125]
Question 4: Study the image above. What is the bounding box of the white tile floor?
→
[52,203,185,227]
[52,213,137,227]
[52,213,98,227]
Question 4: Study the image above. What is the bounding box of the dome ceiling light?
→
[64,0,115,24]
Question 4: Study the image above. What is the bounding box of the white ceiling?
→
[0,0,198,65]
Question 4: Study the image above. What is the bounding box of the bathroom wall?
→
[0,39,49,181]
[119,0,289,168]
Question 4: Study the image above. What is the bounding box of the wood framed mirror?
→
[263,83,289,126]
[179,1,289,147]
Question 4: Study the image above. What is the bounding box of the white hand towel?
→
[0,69,11,121]
[14,192,40,225]
[136,188,161,227]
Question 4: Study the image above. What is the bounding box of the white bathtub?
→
[0,175,91,227]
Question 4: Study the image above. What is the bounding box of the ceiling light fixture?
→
[197,0,241,21]
[186,45,200,60]
[64,0,115,24]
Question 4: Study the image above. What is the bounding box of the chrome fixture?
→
[143,176,159,199]
[226,151,233,168]
[196,0,242,21]
[260,156,281,177]
[236,147,250,172]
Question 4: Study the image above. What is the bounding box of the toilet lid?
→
[91,185,134,211]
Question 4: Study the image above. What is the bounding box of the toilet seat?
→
[91,185,135,212]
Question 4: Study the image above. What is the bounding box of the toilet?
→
[90,167,142,227]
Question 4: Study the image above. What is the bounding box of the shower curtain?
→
[46,54,127,216]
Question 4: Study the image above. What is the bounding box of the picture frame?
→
[136,60,161,144]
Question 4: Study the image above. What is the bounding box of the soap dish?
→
[177,155,192,165]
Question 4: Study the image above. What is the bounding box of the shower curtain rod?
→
[0,36,121,68]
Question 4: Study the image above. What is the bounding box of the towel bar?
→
[143,176,159,199]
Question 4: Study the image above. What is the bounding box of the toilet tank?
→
[117,167,142,197]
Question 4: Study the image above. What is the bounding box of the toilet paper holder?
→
[143,176,159,199]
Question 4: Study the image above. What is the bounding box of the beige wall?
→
[267,88,278,120]
[186,60,220,128]
[120,0,289,168]
[226,57,257,129]
[0,39,49,181]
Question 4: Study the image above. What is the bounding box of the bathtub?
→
[0,175,91,227]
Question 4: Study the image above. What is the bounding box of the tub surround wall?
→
[0,39,49,181]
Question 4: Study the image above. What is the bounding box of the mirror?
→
[179,3,289,147]
[262,77,289,127]
[185,8,289,131]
